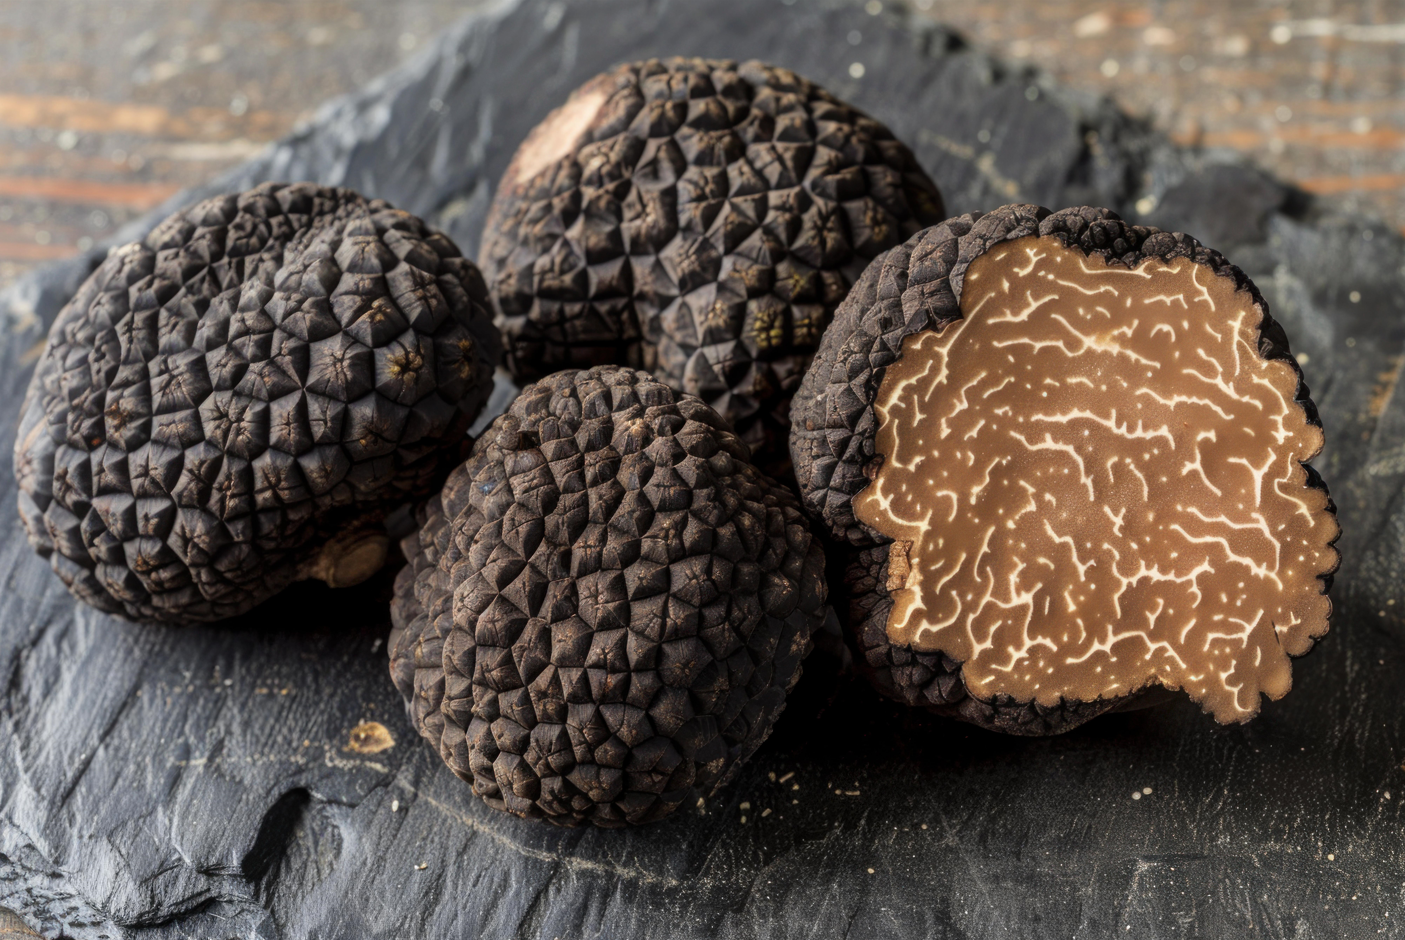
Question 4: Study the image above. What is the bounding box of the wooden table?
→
[0,0,1400,288]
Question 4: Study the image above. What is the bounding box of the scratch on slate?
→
[170,742,389,775]
[392,780,682,888]
[57,687,139,806]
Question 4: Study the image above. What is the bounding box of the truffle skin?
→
[790,204,1339,735]
[389,366,829,826]
[14,182,502,623]
[481,57,945,475]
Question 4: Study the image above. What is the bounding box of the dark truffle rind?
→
[390,365,829,826]
[15,182,502,623]
[482,57,945,475]
[790,204,1337,734]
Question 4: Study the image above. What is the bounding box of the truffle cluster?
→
[791,204,1339,734]
[482,57,945,473]
[14,182,501,623]
[390,366,829,826]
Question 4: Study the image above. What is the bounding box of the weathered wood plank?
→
[0,0,1400,296]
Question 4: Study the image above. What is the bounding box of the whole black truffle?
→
[390,366,829,826]
[481,57,945,476]
[14,182,502,623]
[790,204,1339,734]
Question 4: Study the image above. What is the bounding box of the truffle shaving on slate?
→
[390,365,830,826]
[13,182,502,624]
[481,57,945,476]
[790,204,1340,734]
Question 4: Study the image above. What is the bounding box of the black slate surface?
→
[3,1,1405,937]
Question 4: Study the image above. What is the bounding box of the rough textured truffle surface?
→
[481,57,945,475]
[389,366,829,826]
[14,182,502,624]
[791,204,1339,734]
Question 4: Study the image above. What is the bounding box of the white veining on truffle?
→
[854,236,1337,722]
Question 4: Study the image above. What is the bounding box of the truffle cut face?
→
[853,235,1338,721]
[482,58,946,473]
[14,182,502,623]
[389,366,830,826]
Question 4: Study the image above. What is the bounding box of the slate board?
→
[4,0,1405,937]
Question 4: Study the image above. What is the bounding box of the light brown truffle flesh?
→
[853,235,1339,723]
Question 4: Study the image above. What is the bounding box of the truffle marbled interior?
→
[854,236,1338,722]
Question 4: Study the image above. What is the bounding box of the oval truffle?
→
[481,57,946,476]
[791,204,1339,733]
[390,365,830,826]
[14,182,502,623]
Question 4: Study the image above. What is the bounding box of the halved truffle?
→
[791,204,1339,734]
[481,57,945,475]
[389,365,829,826]
[14,182,501,623]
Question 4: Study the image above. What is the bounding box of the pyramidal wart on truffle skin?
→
[390,365,830,827]
[14,182,502,624]
[481,57,945,477]
[790,204,1340,735]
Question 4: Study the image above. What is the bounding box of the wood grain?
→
[0,0,1399,289]
[911,0,1405,232]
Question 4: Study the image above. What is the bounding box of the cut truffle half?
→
[481,57,945,476]
[389,366,830,826]
[790,204,1339,734]
[14,182,502,623]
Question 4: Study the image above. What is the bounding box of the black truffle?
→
[390,365,829,826]
[790,204,1339,734]
[14,182,501,623]
[481,57,945,476]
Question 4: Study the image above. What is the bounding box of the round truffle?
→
[481,57,945,475]
[14,182,502,623]
[389,365,829,826]
[791,204,1339,734]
